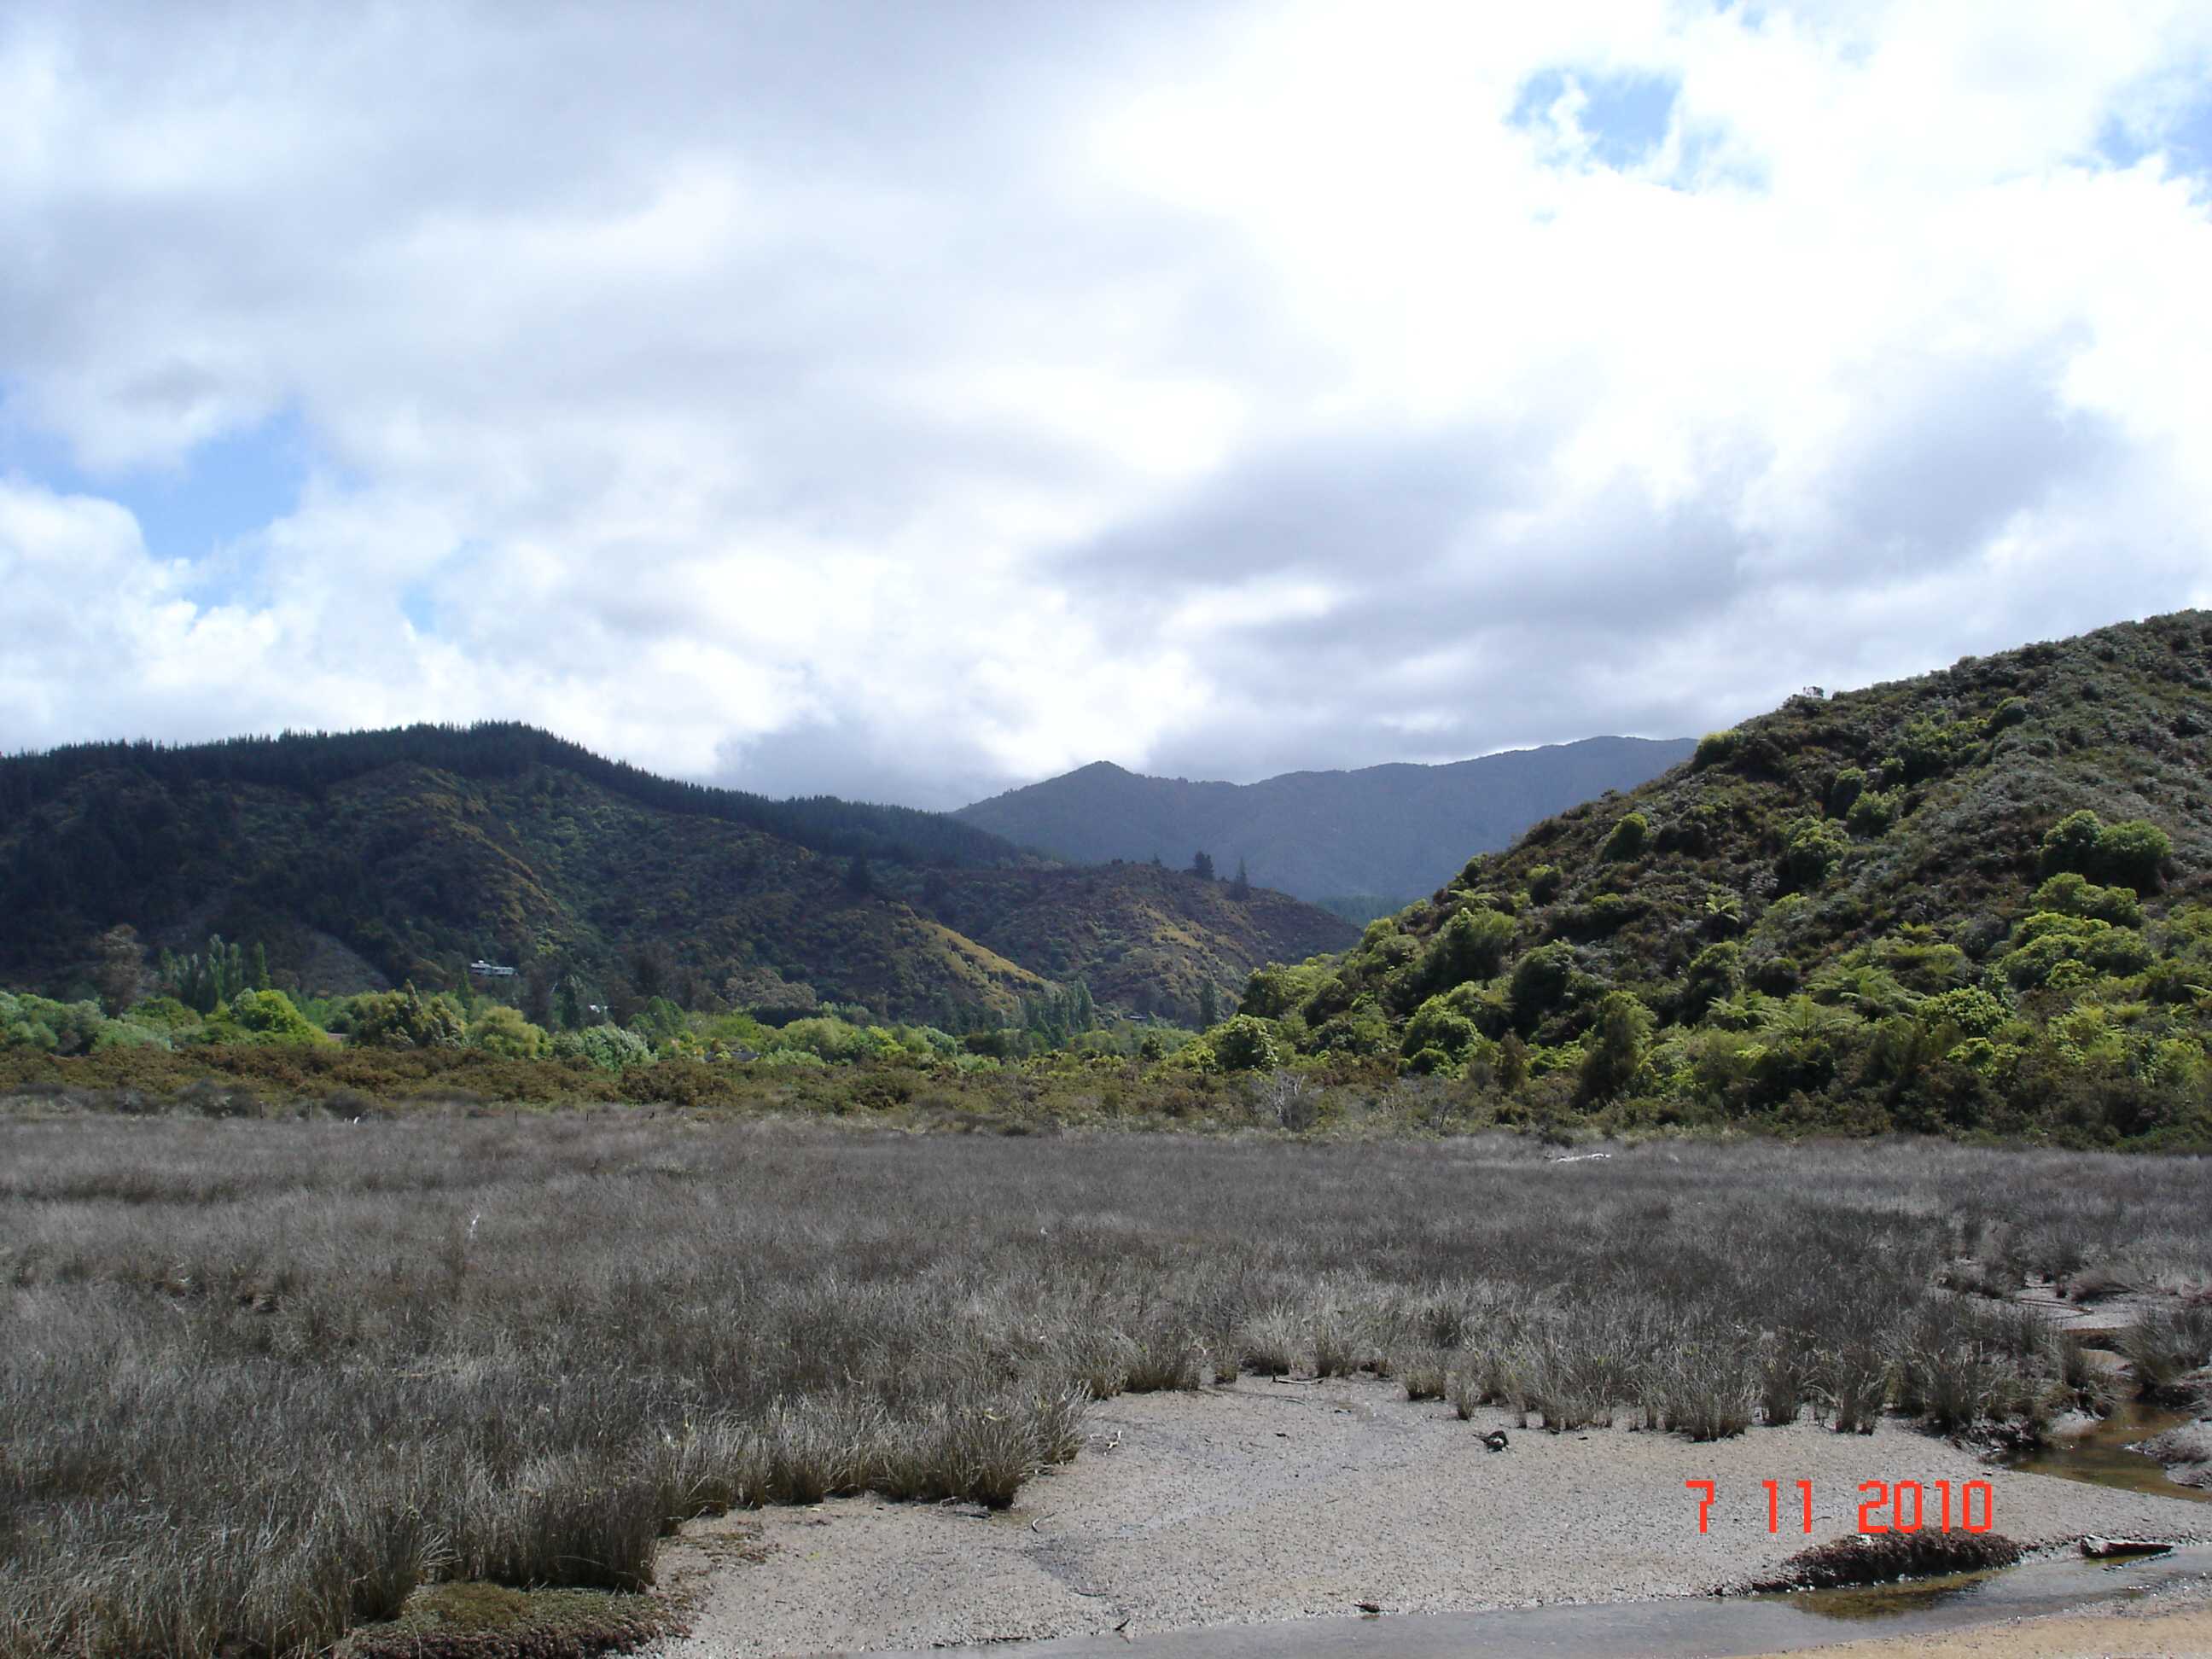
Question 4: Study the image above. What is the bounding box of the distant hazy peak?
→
[954,735,1697,905]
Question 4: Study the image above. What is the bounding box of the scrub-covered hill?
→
[1232,612,2212,1145]
[0,724,1350,1026]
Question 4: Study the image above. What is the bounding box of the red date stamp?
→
[1685,1479,1994,1534]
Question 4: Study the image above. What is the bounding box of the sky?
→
[4,1,2212,810]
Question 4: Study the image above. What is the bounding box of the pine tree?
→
[250,942,272,991]
[1190,850,1216,881]
[1197,981,1220,1027]
[1230,859,1251,900]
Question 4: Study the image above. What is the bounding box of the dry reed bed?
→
[2,1110,2209,1657]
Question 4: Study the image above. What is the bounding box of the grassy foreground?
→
[3,1104,2209,1657]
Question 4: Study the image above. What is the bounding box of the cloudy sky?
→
[5,1,2212,808]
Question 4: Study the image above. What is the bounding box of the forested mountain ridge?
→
[0,723,1019,868]
[0,725,1352,1025]
[1233,611,2212,1144]
[954,736,1697,913]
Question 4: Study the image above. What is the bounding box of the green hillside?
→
[1234,611,2212,1144]
[954,736,1696,911]
[921,861,1354,1025]
[0,725,1350,1026]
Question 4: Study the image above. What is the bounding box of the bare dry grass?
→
[3,1109,2209,1656]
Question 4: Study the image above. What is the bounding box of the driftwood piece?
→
[2080,1536,2174,1560]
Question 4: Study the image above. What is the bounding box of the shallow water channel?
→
[894,1546,2211,1657]
[2004,1399,2211,1505]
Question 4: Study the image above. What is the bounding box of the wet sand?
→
[1743,1593,2212,1658]
[651,1375,2212,1657]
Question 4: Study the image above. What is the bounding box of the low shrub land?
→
[3,1108,2209,1656]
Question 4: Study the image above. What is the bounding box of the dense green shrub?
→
[201,989,329,1046]
[2033,872,2142,928]
[1846,789,1900,837]
[1210,1016,1284,1073]
[1781,818,1850,888]
[1602,812,1650,861]
[1898,715,1975,783]
[2090,819,2171,892]
[1507,943,1577,1029]
[1679,942,1742,1019]
[550,1024,653,1072]
[1692,729,1743,771]
[2000,915,2155,989]
[1310,1003,1391,1057]
[1578,992,1653,1102]
[1748,956,1802,994]
[1826,767,1866,818]
[1,992,108,1055]
[2040,809,2104,876]
[469,1005,550,1059]
[346,987,468,1050]
[1918,987,2011,1039]
[1238,965,1307,1021]
[1422,908,1515,992]
[1401,998,1481,1066]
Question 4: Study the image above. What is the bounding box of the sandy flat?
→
[651,1376,2212,1657]
[1744,1597,2212,1658]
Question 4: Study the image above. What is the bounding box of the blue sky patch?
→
[0,400,311,584]
[400,582,438,635]
[1511,67,1680,168]
[2096,88,2212,184]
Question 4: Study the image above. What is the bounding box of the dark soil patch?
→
[1755,1531,2023,1591]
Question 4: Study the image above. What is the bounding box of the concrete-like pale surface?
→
[650,1375,2212,1658]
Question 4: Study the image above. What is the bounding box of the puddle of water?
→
[892,1547,2212,1659]
[1774,1566,2002,1621]
[2007,1400,2212,1505]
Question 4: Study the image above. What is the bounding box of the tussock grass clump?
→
[2053,1335,2123,1417]
[1821,1342,1889,1435]
[2064,1262,2137,1303]
[1311,1310,1368,1378]
[2122,1304,2212,1400]
[1658,1348,1756,1442]
[444,1457,664,1591]
[1480,1347,1535,1424]
[1764,1530,2024,1591]
[1396,1349,1451,1402]
[1121,1322,1202,1392]
[1890,1301,2052,1436]
[337,1581,677,1659]
[1756,1331,1814,1426]
[1238,1307,1306,1377]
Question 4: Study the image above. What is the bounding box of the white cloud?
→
[3,0,2211,804]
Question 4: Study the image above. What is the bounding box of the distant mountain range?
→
[953,736,1698,916]
[0,724,1353,1026]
